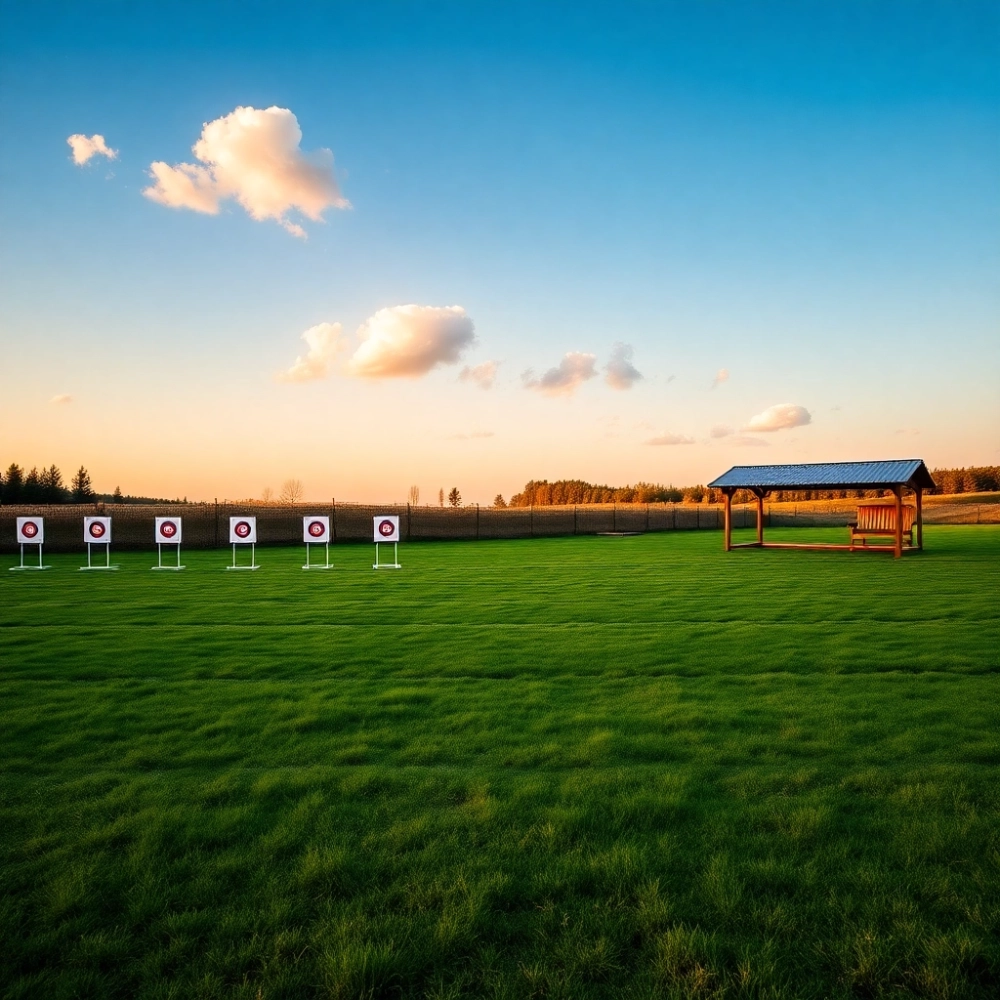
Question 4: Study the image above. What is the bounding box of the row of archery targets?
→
[8,515,403,572]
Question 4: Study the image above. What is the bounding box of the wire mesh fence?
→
[1,497,996,553]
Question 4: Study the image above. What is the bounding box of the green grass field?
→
[2,527,998,999]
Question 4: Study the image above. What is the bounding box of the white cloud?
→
[459,360,499,389]
[49,394,73,405]
[604,342,642,390]
[144,105,348,237]
[710,424,734,438]
[277,322,345,382]
[67,134,117,165]
[711,368,729,389]
[645,432,695,446]
[523,352,597,396]
[348,305,475,378]
[744,403,812,432]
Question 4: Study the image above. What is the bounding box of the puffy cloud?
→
[49,394,73,405]
[67,134,117,165]
[459,360,499,389]
[711,368,729,389]
[348,305,475,378]
[277,322,345,382]
[645,432,695,446]
[523,352,597,396]
[710,424,734,438]
[744,403,812,432]
[604,342,642,390]
[144,105,348,237]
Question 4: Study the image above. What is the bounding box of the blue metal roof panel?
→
[708,459,934,490]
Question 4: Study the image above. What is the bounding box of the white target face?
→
[155,517,182,544]
[85,517,112,542]
[373,515,400,543]
[303,516,330,543]
[229,517,257,544]
[17,517,44,544]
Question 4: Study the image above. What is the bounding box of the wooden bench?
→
[848,503,916,549]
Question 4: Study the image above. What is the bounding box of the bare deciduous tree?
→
[408,485,420,506]
[261,487,273,503]
[279,478,304,504]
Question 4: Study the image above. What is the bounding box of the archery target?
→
[155,517,182,544]
[303,516,330,543]
[373,515,400,543]
[84,517,112,542]
[17,517,44,544]
[229,516,257,544]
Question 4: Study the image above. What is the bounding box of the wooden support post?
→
[893,487,903,558]
[723,491,732,551]
[915,487,923,550]
[755,491,764,546]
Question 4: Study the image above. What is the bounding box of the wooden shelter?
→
[708,459,936,558]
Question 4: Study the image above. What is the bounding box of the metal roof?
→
[708,459,935,491]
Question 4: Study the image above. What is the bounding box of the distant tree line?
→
[0,462,186,505]
[505,468,1000,507]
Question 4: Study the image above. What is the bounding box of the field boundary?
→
[1,494,997,552]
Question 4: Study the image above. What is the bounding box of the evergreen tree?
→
[112,486,123,502]
[438,488,445,507]
[41,465,68,503]
[71,466,96,503]
[493,494,507,508]
[22,468,42,503]
[448,487,462,507]
[2,463,23,503]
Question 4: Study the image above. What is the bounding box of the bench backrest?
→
[856,504,916,531]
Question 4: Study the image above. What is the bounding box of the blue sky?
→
[1,1,997,502]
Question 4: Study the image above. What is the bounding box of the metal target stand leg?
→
[227,542,260,570]
[373,541,402,569]
[10,543,51,571]
[152,543,185,571]
[303,542,333,570]
[80,543,118,571]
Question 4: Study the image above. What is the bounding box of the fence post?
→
[613,503,616,532]
[407,502,411,540]
[214,498,219,548]
[696,506,700,530]
[331,499,337,542]
[530,505,533,537]
[646,503,650,531]
[476,503,480,540]
[672,504,676,530]
[574,505,577,534]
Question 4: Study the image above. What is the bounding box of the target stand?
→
[10,543,50,571]
[152,543,185,571]
[373,541,401,570]
[81,543,118,571]
[303,542,333,570]
[227,542,260,571]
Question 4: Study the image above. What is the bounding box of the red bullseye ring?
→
[22,522,38,538]
[89,522,106,538]
[378,519,394,536]
[235,521,251,538]
[161,521,176,538]
[308,521,325,537]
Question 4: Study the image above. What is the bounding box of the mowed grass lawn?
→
[1,526,998,999]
